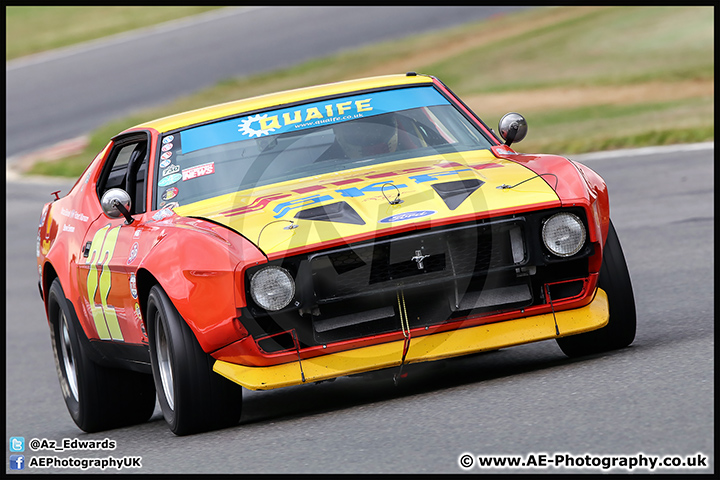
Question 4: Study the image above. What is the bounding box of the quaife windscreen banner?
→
[179,87,450,154]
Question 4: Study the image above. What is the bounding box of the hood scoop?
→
[431,179,484,210]
[294,201,366,225]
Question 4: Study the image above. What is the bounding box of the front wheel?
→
[147,285,243,435]
[556,220,636,357]
[48,278,156,432]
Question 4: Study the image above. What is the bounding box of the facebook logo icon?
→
[9,455,25,470]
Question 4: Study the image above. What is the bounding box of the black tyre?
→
[556,220,636,357]
[48,278,156,432]
[146,285,243,435]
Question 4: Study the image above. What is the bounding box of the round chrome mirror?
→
[498,112,528,146]
[101,188,132,218]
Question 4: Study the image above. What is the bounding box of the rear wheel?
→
[48,278,156,432]
[556,220,636,357]
[147,285,243,435]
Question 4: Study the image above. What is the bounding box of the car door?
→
[77,133,151,346]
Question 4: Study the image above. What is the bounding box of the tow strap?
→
[394,289,411,385]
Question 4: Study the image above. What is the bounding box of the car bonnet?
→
[172,149,561,257]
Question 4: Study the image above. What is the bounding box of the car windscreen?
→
[154,86,494,209]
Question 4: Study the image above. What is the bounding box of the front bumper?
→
[214,288,609,390]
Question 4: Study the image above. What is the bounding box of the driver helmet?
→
[334,113,399,158]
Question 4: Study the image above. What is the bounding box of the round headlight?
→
[542,212,586,257]
[250,266,295,311]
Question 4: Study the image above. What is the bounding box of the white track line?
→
[569,142,714,162]
[6,7,260,71]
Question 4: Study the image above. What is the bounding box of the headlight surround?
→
[542,212,586,257]
[250,266,295,311]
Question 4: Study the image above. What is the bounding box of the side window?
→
[96,134,149,215]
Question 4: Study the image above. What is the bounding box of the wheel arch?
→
[134,230,248,354]
[135,267,159,336]
[498,152,610,247]
[42,262,61,323]
[45,276,112,368]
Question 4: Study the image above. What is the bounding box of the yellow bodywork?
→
[214,289,609,390]
[151,73,594,391]
[146,73,561,257]
[134,74,435,134]
[174,149,559,257]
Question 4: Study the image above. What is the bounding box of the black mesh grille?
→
[242,209,593,347]
[309,220,523,303]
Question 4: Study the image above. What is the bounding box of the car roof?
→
[129,74,435,135]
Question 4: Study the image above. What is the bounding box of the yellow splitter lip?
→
[214,289,609,390]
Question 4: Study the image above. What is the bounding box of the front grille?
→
[242,209,594,348]
[309,219,525,304]
[303,219,530,343]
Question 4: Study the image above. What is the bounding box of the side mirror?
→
[101,188,134,224]
[498,113,528,147]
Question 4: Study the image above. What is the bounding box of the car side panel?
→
[39,190,102,322]
[570,160,611,242]
[494,152,610,273]
[136,219,264,353]
[76,216,156,345]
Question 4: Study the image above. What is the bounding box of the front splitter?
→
[214,289,609,390]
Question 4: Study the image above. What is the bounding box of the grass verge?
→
[20,6,714,177]
[6,6,224,61]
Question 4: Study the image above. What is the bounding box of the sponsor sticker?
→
[161,151,173,160]
[163,135,174,144]
[152,208,174,221]
[158,173,182,187]
[180,87,451,154]
[161,143,173,152]
[182,162,215,181]
[491,145,515,156]
[39,205,49,227]
[127,242,139,264]
[379,210,436,224]
[162,164,180,177]
[162,187,179,201]
[129,274,138,299]
[160,158,172,168]
[60,208,89,222]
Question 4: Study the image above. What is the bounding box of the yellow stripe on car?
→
[175,150,560,256]
[214,289,609,390]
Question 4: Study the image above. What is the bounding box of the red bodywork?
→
[37,77,610,371]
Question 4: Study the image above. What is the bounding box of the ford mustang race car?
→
[37,73,635,435]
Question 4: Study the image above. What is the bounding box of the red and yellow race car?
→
[37,73,635,435]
